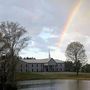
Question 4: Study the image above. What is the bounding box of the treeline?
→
[23,57,36,59]
[64,61,90,73]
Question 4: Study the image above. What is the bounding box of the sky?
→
[0,0,90,63]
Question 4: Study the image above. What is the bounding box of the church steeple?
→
[49,50,51,59]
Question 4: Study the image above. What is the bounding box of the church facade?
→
[16,58,65,72]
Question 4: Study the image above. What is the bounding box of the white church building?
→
[16,53,65,72]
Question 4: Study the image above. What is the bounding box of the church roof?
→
[20,58,64,64]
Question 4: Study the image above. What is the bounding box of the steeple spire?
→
[49,50,51,59]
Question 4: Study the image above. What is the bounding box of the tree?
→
[0,21,29,89]
[65,42,87,76]
[81,64,90,73]
[0,32,11,90]
[64,61,74,72]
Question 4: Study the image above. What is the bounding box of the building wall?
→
[16,59,64,72]
[16,61,27,72]
[57,63,64,71]
[27,63,44,72]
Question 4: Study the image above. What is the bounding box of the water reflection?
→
[66,80,82,90]
[18,80,90,90]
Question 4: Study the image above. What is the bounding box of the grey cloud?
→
[0,0,77,38]
[0,0,90,62]
[31,36,49,52]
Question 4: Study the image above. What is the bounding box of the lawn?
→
[16,72,90,81]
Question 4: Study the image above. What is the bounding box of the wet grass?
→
[16,72,90,81]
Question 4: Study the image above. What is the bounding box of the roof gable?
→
[48,58,56,65]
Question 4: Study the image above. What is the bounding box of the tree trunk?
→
[76,69,79,76]
[75,53,79,76]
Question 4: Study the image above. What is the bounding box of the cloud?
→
[0,0,90,63]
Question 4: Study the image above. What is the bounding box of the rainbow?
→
[57,0,83,47]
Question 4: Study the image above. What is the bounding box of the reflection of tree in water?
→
[76,80,81,90]
[67,80,82,90]
[75,80,84,90]
[49,80,56,90]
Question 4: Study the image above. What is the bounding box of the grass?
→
[16,72,90,81]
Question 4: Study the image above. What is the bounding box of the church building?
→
[16,52,64,72]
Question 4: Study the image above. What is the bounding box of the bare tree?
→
[0,21,29,89]
[65,42,87,76]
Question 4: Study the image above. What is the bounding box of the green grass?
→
[16,72,90,81]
